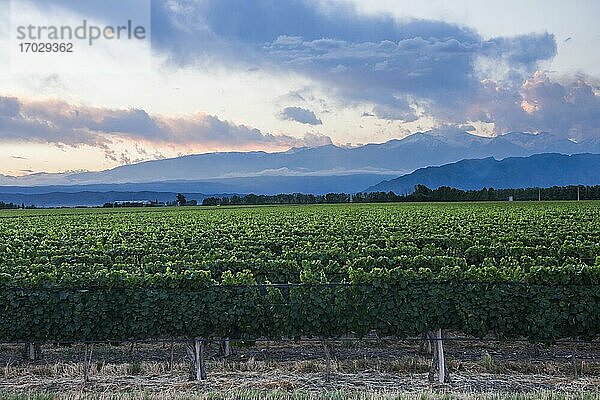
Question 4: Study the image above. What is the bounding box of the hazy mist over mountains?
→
[2,130,597,187]
[2,129,600,206]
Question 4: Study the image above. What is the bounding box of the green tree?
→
[176,193,187,206]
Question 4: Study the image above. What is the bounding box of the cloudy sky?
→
[0,0,599,176]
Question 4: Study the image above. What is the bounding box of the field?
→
[0,202,599,396]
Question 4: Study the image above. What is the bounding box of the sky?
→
[0,0,599,176]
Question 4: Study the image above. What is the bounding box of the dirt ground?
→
[1,337,599,394]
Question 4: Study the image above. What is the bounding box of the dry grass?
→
[2,390,600,400]
[1,340,599,396]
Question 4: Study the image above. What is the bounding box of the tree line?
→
[0,201,19,209]
[0,201,36,210]
[201,185,600,206]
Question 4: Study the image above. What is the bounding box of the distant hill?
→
[0,174,396,197]
[0,174,398,207]
[366,153,600,194]
[2,130,599,187]
[6,153,600,206]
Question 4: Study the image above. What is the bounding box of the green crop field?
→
[0,202,599,343]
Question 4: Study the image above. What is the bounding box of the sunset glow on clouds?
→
[0,0,599,175]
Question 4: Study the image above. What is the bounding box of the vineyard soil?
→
[1,339,600,395]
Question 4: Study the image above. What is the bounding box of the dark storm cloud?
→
[279,106,322,125]
[21,1,598,139]
[0,97,332,151]
[150,0,557,123]
[468,73,600,140]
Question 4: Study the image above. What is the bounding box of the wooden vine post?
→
[223,338,231,357]
[436,328,446,383]
[186,338,207,381]
[419,332,432,354]
[321,338,336,381]
[24,342,41,361]
[427,329,450,384]
[169,340,175,371]
[83,344,94,383]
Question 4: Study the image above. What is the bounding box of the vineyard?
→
[0,202,599,386]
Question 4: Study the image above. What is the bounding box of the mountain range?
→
[1,129,600,206]
[2,130,598,188]
[367,153,600,194]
